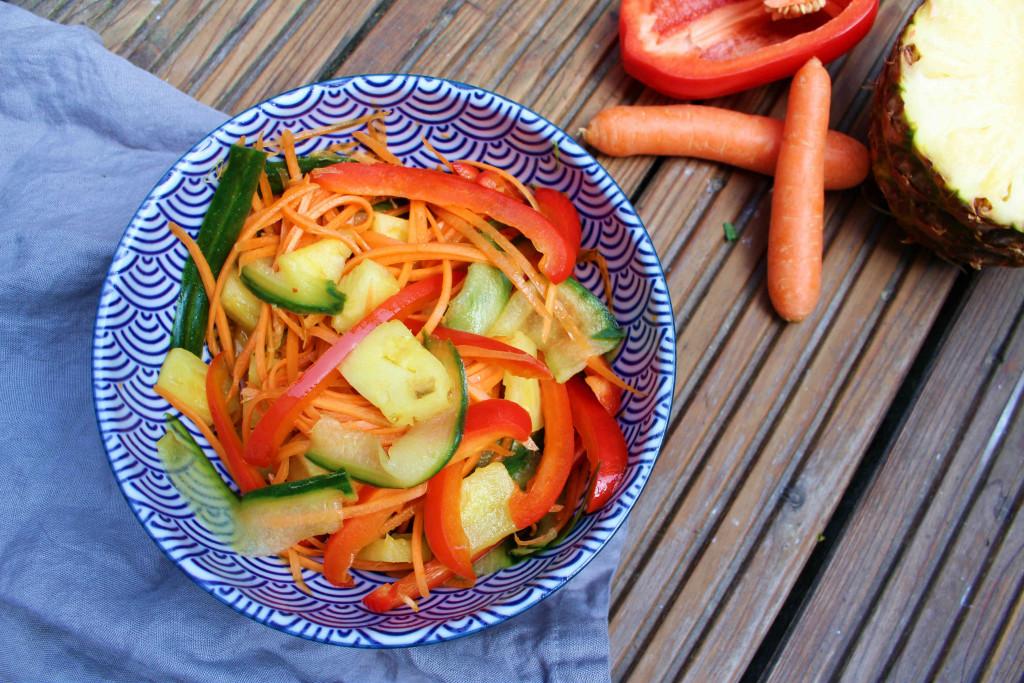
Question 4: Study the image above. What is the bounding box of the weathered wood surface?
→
[19,1,1022,680]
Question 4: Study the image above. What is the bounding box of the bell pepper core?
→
[243,273,463,467]
[508,379,574,529]
[424,399,531,580]
[205,353,265,493]
[619,0,879,100]
[566,376,628,513]
[311,164,574,283]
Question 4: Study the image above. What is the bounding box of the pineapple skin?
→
[869,27,1024,269]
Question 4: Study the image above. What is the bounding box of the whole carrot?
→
[768,57,831,322]
[582,104,867,190]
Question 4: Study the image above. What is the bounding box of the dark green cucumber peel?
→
[265,152,354,195]
[240,260,346,314]
[502,437,542,491]
[170,144,266,354]
[242,470,356,502]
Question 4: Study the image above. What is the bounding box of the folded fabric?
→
[0,5,619,682]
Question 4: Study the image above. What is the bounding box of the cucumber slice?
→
[310,337,468,488]
[502,439,541,490]
[489,277,624,382]
[157,416,353,556]
[444,263,511,334]
[370,212,409,242]
[265,152,353,195]
[473,543,514,576]
[308,418,400,488]
[381,337,468,487]
[501,332,543,431]
[241,258,345,314]
[157,416,239,542]
[156,348,212,424]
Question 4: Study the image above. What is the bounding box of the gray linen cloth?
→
[0,4,620,682]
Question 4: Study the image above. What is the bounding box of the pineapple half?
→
[870,0,1024,268]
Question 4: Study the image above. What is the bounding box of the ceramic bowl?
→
[92,74,675,647]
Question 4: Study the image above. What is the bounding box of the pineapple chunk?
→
[370,212,409,242]
[277,238,351,285]
[460,462,518,552]
[331,260,401,333]
[156,348,212,424]
[221,269,261,332]
[501,331,543,432]
[339,321,452,426]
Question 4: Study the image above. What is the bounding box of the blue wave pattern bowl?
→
[92,75,675,647]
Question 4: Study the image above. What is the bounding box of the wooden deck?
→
[23,1,1024,680]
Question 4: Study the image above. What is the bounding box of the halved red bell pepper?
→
[566,376,628,513]
[311,164,573,283]
[508,379,574,529]
[424,399,531,580]
[323,487,399,586]
[205,353,265,493]
[243,273,462,467]
[428,326,552,380]
[619,0,878,100]
[534,187,582,258]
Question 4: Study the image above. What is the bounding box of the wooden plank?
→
[766,268,1024,682]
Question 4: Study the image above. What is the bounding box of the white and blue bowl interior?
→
[92,74,676,648]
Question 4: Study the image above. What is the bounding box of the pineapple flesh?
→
[870,0,1024,267]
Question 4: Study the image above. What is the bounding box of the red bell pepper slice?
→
[427,326,552,380]
[311,164,573,283]
[323,487,401,586]
[584,372,623,416]
[534,187,582,258]
[243,273,461,467]
[424,399,531,580]
[508,379,574,529]
[205,353,265,493]
[619,0,878,100]
[566,376,628,513]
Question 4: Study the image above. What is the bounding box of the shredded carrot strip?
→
[380,507,417,537]
[353,130,401,165]
[421,136,454,173]
[578,249,613,301]
[238,245,279,267]
[290,543,325,557]
[271,454,291,484]
[542,280,557,343]
[279,129,301,182]
[285,329,299,382]
[251,303,271,384]
[167,222,217,310]
[352,560,414,572]
[452,159,539,210]
[342,484,427,518]
[237,235,280,252]
[309,324,340,344]
[287,548,313,595]
[311,395,391,426]
[290,112,386,143]
[153,386,229,466]
[586,355,646,396]
[277,438,309,462]
[274,307,305,341]
[420,259,452,337]
[461,451,483,476]
[411,511,429,599]
[400,594,420,612]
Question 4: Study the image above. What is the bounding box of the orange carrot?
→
[768,58,831,323]
[582,103,867,190]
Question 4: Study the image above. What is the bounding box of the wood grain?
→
[11,2,1018,682]
[767,268,1024,682]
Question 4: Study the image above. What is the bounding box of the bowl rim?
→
[91,72,676,648]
